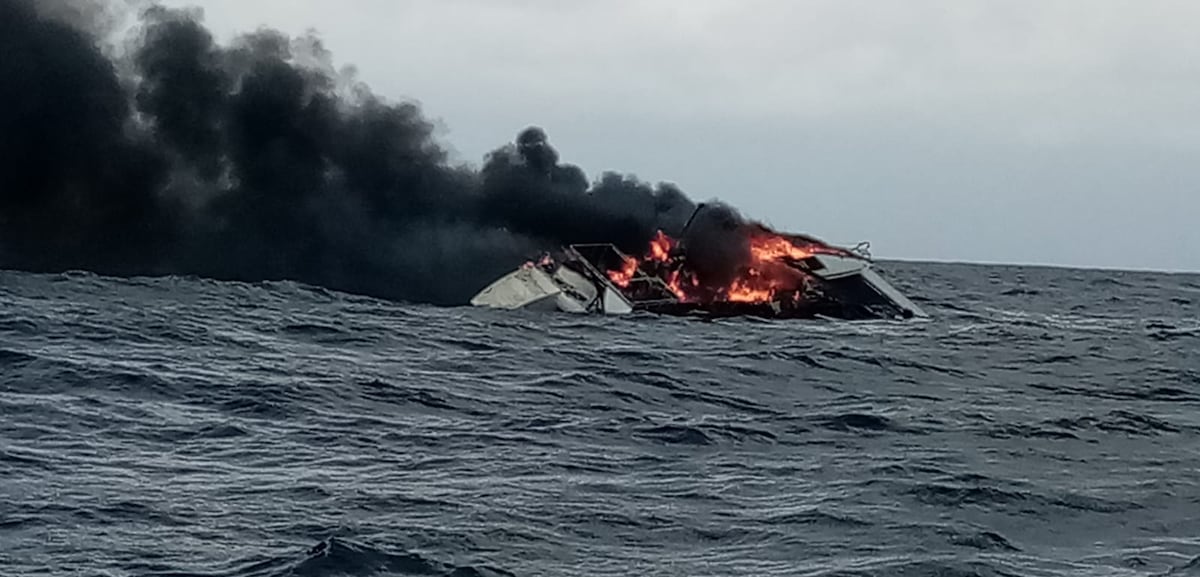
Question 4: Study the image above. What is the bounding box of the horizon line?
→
[875,255,1200,276]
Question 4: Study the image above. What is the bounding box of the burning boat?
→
[470,206,928,321]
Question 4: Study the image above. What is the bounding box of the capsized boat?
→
[470,238,928,321]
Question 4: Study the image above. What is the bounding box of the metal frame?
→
[563,244,682,308]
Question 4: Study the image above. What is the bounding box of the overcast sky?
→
[158,0,1199,272]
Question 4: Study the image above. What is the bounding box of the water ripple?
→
[1,263,1199,576]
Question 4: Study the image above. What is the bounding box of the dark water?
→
[2,261,1199,576]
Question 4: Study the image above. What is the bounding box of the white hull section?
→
[470,265,636,315]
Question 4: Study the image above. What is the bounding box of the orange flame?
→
[719,233,817,302]
[607,254,639,287]
[648,230,674,263]
[601,226,833,306]
[660,268,696,302]
[727,282,773,302]
[749,235,813,262]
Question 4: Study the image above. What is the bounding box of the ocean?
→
[1,261,1198,576]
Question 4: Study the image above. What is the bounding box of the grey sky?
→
[158,0,1199,272]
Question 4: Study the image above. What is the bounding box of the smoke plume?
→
[0,0,756,305]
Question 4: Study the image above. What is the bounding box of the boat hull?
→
[471,246,927,321]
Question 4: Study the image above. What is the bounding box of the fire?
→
[602,227,827,305]
[599,232,694,301]
[719,233,816,302]
[527,223,836,309]
[727,282,773,302]
[646,231,693,301]
[749,234,813,262]
[607,254,639,287]
[647,230,674,263]
[724,267,776,302]
[659,267,697,302]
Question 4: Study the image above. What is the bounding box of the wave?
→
[4,265,1200,576]
[136,537,516,577]
[904,481,1137,514]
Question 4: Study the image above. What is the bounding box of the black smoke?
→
[0,0,722,305]
[679,203,753,288]
[479,127,697,255]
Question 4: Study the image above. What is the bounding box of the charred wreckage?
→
[470,204,928,321]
